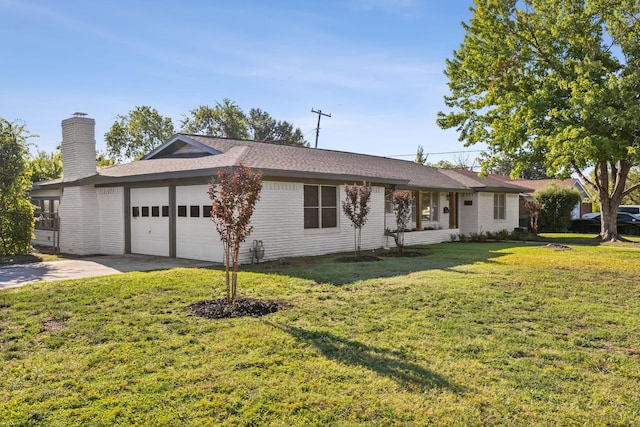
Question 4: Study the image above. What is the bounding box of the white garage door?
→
[130,187,170,257]
[176,185,224,262]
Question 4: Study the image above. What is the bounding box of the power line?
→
[386,149,483,158]
[311,108,331,148]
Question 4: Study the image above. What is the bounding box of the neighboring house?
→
[490,176,593,220]
[31,114,531,263]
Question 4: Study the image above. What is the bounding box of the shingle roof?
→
[185,135,468,190]
[488,176,591,198]
[439,169,533,193]
[37,135,532,193]
[493,177,576,192]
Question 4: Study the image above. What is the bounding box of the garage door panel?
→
[176,185,224,262]
[131,187,169,257]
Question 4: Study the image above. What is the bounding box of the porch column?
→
[416,190,423,231]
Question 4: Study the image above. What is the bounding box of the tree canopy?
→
[182,99,308,146]
[0,118,35,255]
[438,0,640,240]
[29,148,62,184]
[105,106,176,163]
[106,100,308,163]
[181,99,249,140]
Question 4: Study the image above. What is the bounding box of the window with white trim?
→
[494,193,506,220]
[304,185,337,229]
[421,191,439,222]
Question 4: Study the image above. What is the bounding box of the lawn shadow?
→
[271,322,463,393]
[246,242,519,286]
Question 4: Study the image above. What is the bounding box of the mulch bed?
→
[187,297,287,319]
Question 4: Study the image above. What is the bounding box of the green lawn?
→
[1,241,639,426]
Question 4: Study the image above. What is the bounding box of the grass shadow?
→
[271,322,463,393]
[245,242,519,286]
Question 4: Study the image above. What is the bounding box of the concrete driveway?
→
[0,255,217,289]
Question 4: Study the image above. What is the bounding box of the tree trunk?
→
[576,159,631,242]
[225,242,231,304]
[231,243,240,305]
[353,227,357,259]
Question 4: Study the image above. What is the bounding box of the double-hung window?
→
[304,185,337,229]
[421,191,439,222]
[494,193,506,220]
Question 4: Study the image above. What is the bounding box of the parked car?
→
[570,212,640,235]
[618,205,640,215]
[581,212,600,219]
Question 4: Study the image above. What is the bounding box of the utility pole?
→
[311,108,331,148]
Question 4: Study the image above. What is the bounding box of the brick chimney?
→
[61,112,97,181]
[58,113,99,254]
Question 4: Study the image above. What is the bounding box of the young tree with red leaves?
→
[342,181,372,258]
[391,190,412,255]
[208,164,263,305]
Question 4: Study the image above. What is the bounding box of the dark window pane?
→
[132,206,139,217]
[304,207,319,228]
[190,205,200,217]
[321,186,337,207]
[322,207,337,228]
[151,206,160,217]
[162,206,169,217]
[203,205,212,217]
[141,206,149,217]
[304,185,319,207]
[178,205,187,217]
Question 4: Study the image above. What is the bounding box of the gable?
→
[570,180,592,200]
[142,135,221,160]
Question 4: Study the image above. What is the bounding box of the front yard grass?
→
[1,242,639,426]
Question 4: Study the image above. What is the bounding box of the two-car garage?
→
[129,185,224,262]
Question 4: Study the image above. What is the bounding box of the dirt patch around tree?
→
[187,298,288,319]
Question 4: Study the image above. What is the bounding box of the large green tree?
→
[182,99,308,146]
[29,148,62,183]
[438,0,640,241]
[0,119,35,256]
[247,108,307,146]
[181,99,249,140]
[621,167,640,204]
[105,106,175,162]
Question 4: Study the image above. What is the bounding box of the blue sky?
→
[0,0,480,163]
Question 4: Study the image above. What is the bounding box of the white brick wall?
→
[179,182,456,264]
[97,187,125,255]
[239,182,387,263]
[58,186,100,255]
[55,180,517,261]
[460,192,520,235]
[389,229,458,248]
